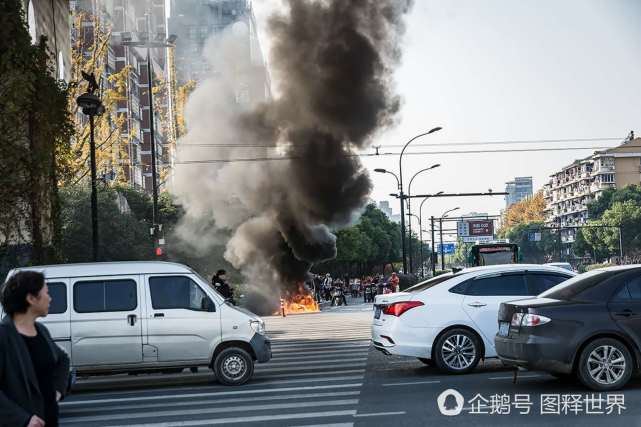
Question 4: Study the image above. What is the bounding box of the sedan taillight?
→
[382,301,424,317]
[511,313,551,327]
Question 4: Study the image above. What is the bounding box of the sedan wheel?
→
[434,329,481,374]
[578,338,633,391]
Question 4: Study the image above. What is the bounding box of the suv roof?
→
[7,261,194,280]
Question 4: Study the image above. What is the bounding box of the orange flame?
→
[277,284,319,315]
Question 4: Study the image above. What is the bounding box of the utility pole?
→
[431,216,436,276]
[89,115,98,261]
[76,72,104,261]
[440,217,445,270]
[146,15,159,243]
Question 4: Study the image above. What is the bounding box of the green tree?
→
[59,186,154,262]
[587,185,641,219]
[500,221,557,263]
[0,0,73,264]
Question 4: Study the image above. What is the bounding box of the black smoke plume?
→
[173,0,413,314]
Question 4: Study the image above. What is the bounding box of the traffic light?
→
[155,247,163,257]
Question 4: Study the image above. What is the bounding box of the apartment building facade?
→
[543,138,641,242]
[71,0,174,193]
[505,176,533,209]
[168,0,271,102]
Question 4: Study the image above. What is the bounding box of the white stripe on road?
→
[270,341,370,349]
[61,383,363,407]
[106,410,358,427]
[254,363,366,373]
[272,349,370,360]
[353,412,406,417]
[61,399,360,424]
[253,369,365,380]
[61,391,362,415]
[381,380,441,387]
[488,374,542,380]
[257,357,367,368]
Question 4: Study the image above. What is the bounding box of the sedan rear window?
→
[405,273,459,293]
[539,270,615,300]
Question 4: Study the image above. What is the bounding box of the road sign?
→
[462,235,494,243]
[458,219,494,242]
[438,243,456,254]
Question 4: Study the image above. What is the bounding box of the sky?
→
[252,0,641,221]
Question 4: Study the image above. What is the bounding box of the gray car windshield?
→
[539,270,614,300]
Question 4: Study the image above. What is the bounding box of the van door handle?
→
[467,302,487,308]
[127,314,137,326]
[154,313,165,318]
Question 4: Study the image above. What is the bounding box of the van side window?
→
[47,282,67,314]
[74,279,137,313]
[149,276,213,311]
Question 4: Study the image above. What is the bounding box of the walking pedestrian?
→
[322,274,333,301]
[0,271,70,427]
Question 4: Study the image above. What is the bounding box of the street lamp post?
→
[406,164,440,274]
[419,191,443,277]
[118,16,177,248]
[76,72,105,261]
[439,207,460,270]
[376,126,442,274]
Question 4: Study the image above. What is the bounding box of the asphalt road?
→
[59,297,641,426]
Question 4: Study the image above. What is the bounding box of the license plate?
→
[374,306,382,319]
[498,321,510,337]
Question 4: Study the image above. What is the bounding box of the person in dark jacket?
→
[211,269,234,302]
[0,271,70,427]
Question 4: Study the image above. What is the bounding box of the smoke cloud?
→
[172,0,414,314]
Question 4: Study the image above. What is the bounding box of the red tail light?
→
[382,301,424,317]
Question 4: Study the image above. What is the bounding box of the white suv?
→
[371,264,575,374]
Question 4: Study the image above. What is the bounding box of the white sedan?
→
[371,264,576,374]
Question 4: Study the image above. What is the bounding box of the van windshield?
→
[405,273,459,293]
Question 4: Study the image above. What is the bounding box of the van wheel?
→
[433,328,481,374]
[213,348,254,386]
[577,338,633,391]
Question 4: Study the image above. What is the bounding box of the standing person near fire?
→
[0,271,70,427]
[211,269,235,304]
[322,274,333,301]
[313,274,323,303]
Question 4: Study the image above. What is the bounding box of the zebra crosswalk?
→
[59,305,373,426]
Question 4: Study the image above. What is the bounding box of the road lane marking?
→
[61,383,364,407]
[488,374,542,380]
[61,399,360,423]
[258,357,367,368]
[381,380,441,386]
[61,391,362,415]
[353,411,406,417]
[106,410,358,427]
[254,363,366,373]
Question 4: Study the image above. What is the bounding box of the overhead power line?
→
[176,136,624,149]
[174,145,614,165]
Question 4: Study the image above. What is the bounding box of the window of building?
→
[27,1,37,44]
[74,279,137,313]
[58,51,65,80]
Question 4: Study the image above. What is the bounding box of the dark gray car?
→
[495,265,641,391]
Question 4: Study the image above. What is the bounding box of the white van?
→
[1,262,271,386]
